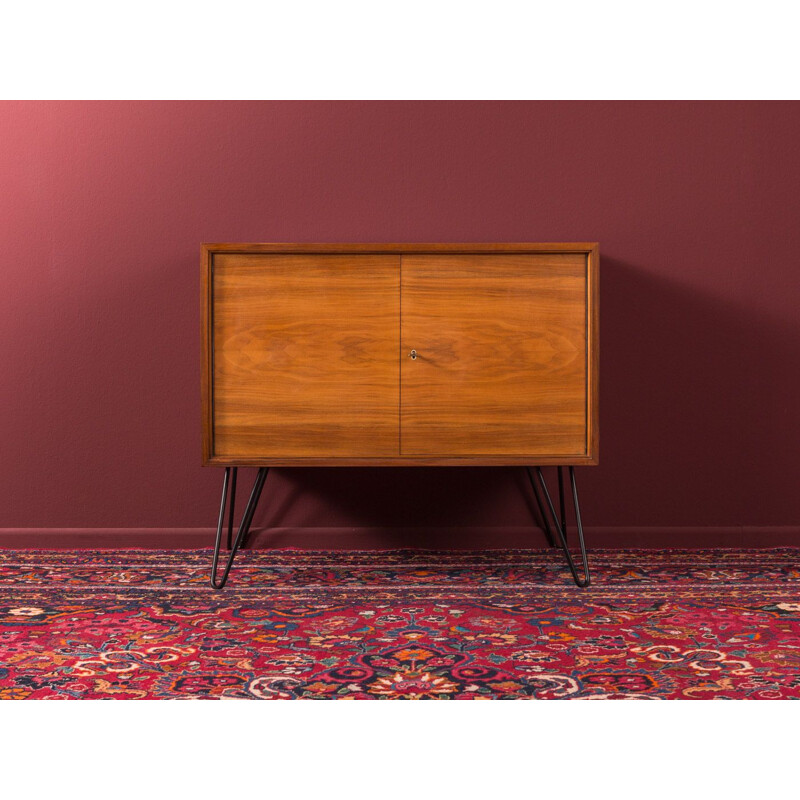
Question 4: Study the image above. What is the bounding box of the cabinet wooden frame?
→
[201,243,599,467]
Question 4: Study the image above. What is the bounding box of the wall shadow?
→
[249,253,800,545]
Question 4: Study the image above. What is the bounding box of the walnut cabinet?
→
[202,243,598,589]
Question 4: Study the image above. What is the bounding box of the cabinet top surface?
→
[203,242,598,255]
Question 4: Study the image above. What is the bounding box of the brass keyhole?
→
[409,350,417,360]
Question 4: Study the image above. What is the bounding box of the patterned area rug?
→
[1,548,799,699]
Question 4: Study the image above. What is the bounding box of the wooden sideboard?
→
[201,243,598,588]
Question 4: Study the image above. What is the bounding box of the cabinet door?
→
[210,254,400,461]
[400,254,588,457]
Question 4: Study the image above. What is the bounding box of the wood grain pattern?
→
[201,244,598,466]
[202,455,597,466]
[210,254,400,459]
[201,244,214,464]
[587,244,599,462]
[400,254,588,456]
[203,242,599,254]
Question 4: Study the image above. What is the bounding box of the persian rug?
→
[0,548,799,699]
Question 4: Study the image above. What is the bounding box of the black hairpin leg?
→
[526,467,556,547]
[211,467,269,590]
[225,468,237,550]
[557,467,567,542]
[526,466,590,588]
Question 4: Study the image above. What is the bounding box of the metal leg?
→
[226,468,237,550]
[531,466,590,588]
[525,467,556,547]
[211,467,269,590]
[557,467,567,543]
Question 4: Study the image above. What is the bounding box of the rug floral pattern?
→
[1,549,799,699]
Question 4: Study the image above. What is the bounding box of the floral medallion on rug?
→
[0,548,799,699]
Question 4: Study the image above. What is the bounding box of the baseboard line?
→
[1,526,799,549]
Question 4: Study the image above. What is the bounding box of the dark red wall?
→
[2,101,799,540]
